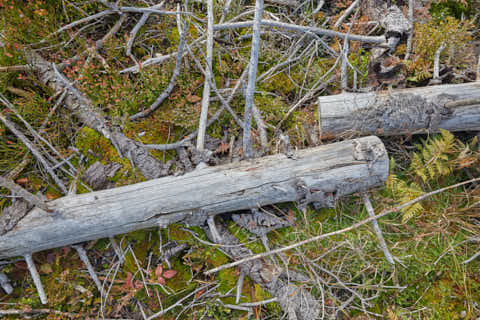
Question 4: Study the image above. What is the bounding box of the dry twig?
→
[205,177,480,275]
[197,0,215,151]
[243,0,264,158]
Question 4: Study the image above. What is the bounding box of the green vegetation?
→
[0,0,479,319]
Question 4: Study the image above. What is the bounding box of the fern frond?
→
[411,129,460,182]
[401,203,424,223]
[387,175,425,221]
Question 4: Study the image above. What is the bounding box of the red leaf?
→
[195,289,205,299]
[187,95,201,103]
[163,270,177,279]
[155,265,163,277]
[123,272,134,289]
[158,276,166,285]
[16,177,28,184]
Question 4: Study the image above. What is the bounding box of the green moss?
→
[218,268,237,294]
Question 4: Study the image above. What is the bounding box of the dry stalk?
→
[205,177,480,275]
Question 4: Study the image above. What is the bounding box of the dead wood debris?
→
[203,220,320,320]
[0,0,478,318]
[82,161,122,191]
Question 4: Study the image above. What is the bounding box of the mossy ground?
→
[0,0,479,319]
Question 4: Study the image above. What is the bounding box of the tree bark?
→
[0,136,388,259]
[317,82,480,138]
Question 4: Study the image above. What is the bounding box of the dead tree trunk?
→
[317,82,480,138]
[0,136,388,259]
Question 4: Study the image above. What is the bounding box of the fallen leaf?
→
[40,263,52,274]
[123,272,134,289]
[155,264,163,277]
[163,270,177,279]
[15,177,28,184]
[187,94,201,103]
[195,289,205,299]
[46,192,59,200]
[158,276,166,285]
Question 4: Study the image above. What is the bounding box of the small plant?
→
[387,130,479,222]
[411,129,477,182]
[406,16,473,82]
[154,264,177,285]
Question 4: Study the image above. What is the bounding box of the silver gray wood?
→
[318,82,480,138]
[0,136,388,259]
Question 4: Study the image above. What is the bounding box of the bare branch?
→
[197,0,215,151]
[73,245,103,293]
[243,0,264,158]
[0,65,34,72]
[0,176,49,211]
[129,22,187,120]
[205,177,480,275]
[125,2,165,63]
[25,254,47,304]
[430,42,446,85]
[462,250,480,264]
[334,0,360,28]
[146,283,217,320]
[405,0,414,60]
[0,106,67,194]
[0,272,13,294]
[119,36,205,74]
[361,192,395,264]
[142,67,248,151]
[214,19,386,44]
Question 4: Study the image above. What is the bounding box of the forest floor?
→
[0,0,479,319]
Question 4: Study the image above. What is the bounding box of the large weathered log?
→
[317,82,480,138]
[0,136,388,259]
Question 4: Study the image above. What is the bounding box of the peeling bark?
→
[0,200,31,236]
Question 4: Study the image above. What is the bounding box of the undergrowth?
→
[0,0,479,319]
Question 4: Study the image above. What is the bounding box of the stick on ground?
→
[197,0,215,151]
[25,254,47,304]
[243,0,264,158]
[205,177,480,275]
[362,192,395,264]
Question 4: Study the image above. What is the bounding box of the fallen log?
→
[0,136,388,259]
[318,82,480,138]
